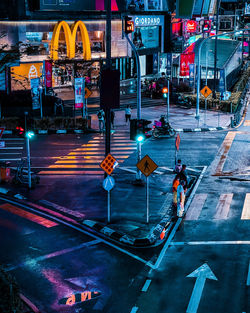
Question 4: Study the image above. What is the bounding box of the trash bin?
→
[0,161,11,183]
[87,115,91,129]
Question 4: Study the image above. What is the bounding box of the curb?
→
[175,126,228,132]
[0,187,26,200]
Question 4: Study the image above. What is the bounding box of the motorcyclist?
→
[159,115,170,129]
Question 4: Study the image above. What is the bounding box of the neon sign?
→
[186,20,197,33]
[59,291,101,305]
[51,21,91,60]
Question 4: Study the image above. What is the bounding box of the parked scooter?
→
[177,94,192,109]
[12,158,40,188]
[152,117,176,138]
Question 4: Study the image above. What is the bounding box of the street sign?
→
[200,86,212,98]
[136,155,158,177]
[103,176,115,191]
[175,134,180,151]
[0,141,5,148]
[100,153,118,175]
[223,91,231,101]
[85,87,92,99]
[0,127,5,138]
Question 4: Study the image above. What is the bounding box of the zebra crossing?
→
[185,193,250,221]
[0,137,24,163]
[38,130,137,175]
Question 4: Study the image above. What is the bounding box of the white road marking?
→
[241,193,250,220]
[130,307,138,313]
[214,193,233,219]
[170,241,250,246]
[141,279,151,292]
[247,261,250,286]
[0,147,23,150]
[185,194,207,220]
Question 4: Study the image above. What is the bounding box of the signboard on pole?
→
[189,63,195,88]
[166,53,172,77]
[223,91,231,101]
[30,77,40,110]
[103,176,115,191]
[85,87,92,99]
[219,69,226,94]
[175,134,181,151]
[44,60,52,88]
[200,86,212,98]
[100,154,118,176]
[136,155,158,177]
[75,77,85,109]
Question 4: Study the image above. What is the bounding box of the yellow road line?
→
[241,194,250,220]
[214,132,236,175]
[243,120,250,126]
[38,171,103,175]
[49,164,101,168]
[55,159,125,164]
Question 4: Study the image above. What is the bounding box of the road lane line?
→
[0,197,152,267]
[0,203,58,228]
[5,240,101,272]
[185,194,207,220]
[241,194,250,220]
[130,307,138,313]
[141,279,151,292]
[247,261,250,286]
[214,193,233,219]
[170,241,250,245]
[214,132,236,175]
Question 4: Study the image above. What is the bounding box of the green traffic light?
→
[26,131,35,139]
[136,134,145,142]
[163,93,167,98]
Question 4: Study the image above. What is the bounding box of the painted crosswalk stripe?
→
[130,307,138,313]
[55,159,125,164]
[0,203,58,228]
[185,194,207,220]
[38,171,103,175]
[214,194,233,219]
[49,164,104,168]
[241,193,250,220]
[141,279,151,292]
[68,152,133,155]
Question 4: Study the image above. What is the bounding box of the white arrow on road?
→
[186,263,218,313]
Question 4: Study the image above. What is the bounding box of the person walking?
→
[179,164,190,189]
[97,109,105,132]
[174,159,182,174]
[172,175,180,215]
[177,180,186,218]
[111,110,115,128]
[125,105,131,124]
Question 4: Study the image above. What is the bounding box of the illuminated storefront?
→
[0,20,130,90]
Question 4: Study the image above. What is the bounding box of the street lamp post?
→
[125,33,142,181]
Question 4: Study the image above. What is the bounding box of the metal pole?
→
[167,79,170,121]
[125,33,142,180]
[146,176,149,223]
[213,0,221,98]
[40,87,43,119]
[105,0,111,159]
[204,98,207,125]
[108,190,111,223]
[26,137,31,189]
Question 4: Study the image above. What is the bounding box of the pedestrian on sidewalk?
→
[177,180,186,218]
[111,110,115,128]
[179,164,190,189]
[125,105,131,124]
[97,109,105,132]
[174,159,182,174]
[172,174,180,213]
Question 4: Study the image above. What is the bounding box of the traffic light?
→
[162,87,168,98]
[124,16,134,34]
[26,131,35,139]
[15,126,24,137]
[130,119,152,141]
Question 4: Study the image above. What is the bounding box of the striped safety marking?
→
[0,203,58,228]
[185,194,207,220]
[214,194,233,219]
[38,171,104,175]
[214,132,236,175]
[241,194,250,220]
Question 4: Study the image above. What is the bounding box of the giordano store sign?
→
[51,20,91,60]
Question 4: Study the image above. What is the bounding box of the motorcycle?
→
[177,95,192,109]
[152,121,176,138]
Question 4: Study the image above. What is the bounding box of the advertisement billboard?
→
[180,52,195,77]
[75,77,85,109]
[30,77,40,110]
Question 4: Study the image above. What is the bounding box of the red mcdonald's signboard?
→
[180,52,195,77]
[45,60,52,88]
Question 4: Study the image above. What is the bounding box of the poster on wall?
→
[75,77,85,109]
[30,77,40,110]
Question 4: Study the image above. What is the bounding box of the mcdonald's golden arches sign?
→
[51,21,91,61]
